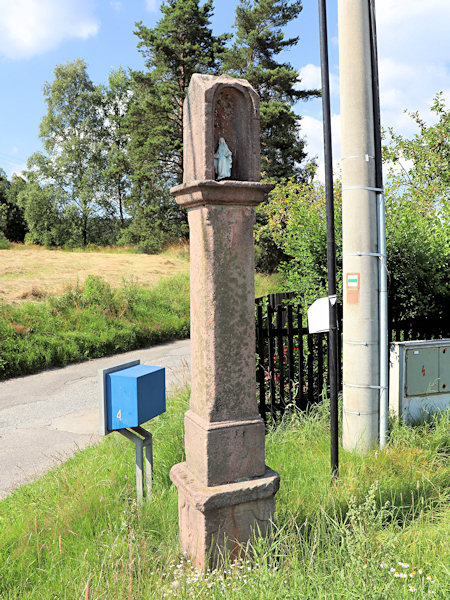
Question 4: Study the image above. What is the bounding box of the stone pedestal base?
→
[184,410,266,486]
[170,462,280,569]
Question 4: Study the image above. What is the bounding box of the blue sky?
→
[0,1,449,180]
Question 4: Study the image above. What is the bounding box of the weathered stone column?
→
[169,74,280,569]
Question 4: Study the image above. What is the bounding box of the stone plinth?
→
[171,463,280,569]
[169,74,279,569]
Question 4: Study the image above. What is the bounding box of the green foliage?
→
[120,178,189,253]
[259,97,450,321]
[101,68,134,229]
[383,92,450,207]
[382,93,450,321]
[25,60,108,246]
[1,393,448,599]
[0,170,27,243]
[123,0,229,250]
[258,179,343,306]
[130,0,228,185]
[0,274,191,380]
[19,182,68,247]
[384,189,449,321]
[0,232,9,249]
[223,0,319,181]
[15,3,319,250]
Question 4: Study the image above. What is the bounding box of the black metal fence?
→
[255,292,449,423]
[255,293,342,423]
[389,313,450,343]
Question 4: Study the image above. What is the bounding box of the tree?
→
[258,179,343,304]
[18,181,67,246]
[383,92,450,212]
[123,0,229,250]
[0,169,9,239]
[259,96,450,323]
[223,0,319,181]
[0,170,27,243]
[101,68,133,229]
[382,92,450,322]
[129,0,229,186]
[26,59,107,246]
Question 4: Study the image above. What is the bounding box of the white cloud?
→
[0,0,100,60]
[110,1,122,11]
[299,64,321,90]
[299,63,339,96]
[301,114,341,182]
[375,0,450,132]
[2,160,27,179]
[301,1,450,180]
[145,0,160,11]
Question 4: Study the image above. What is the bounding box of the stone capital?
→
[170,180,273,209]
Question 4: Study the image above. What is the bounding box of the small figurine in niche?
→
[214,137,232,180]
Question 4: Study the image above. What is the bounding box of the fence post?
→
[267,303,276,420]
[276,305,285,408]
[287,304,295,407]
[256,304,266,423]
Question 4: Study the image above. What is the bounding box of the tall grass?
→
[0,274,191,380]
[1,387,448,599]
[0,272,280,380]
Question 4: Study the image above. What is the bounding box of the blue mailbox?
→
[106,364,165,431]
[106,365,166,431]
[99,360,166,436]
[98,359,165,503]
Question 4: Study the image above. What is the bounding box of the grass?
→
[0,274,191,380]
[0,271,280,380]
[0,244,190,303]
[1,386,448,599]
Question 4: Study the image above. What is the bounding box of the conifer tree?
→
[129,0,229,187]
[224,0,319,180]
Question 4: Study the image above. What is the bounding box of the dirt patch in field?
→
[0,246,189,303]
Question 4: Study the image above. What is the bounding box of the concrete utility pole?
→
[339,0,380,450]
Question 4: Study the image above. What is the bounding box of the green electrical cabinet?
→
[405,346,439,396]
[389,340,450,423]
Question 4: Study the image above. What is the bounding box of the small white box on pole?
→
[307,297,331,334]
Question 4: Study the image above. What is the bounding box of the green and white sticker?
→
[347,274,359,287]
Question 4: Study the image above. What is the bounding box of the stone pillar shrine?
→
[170,74,280,569]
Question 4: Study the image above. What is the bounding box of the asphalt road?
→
[0,339,190,499]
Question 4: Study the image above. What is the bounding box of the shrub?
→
[259,176,449,322]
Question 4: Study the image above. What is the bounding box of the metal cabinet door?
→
[405,347,439,396]
[438,346,450,392]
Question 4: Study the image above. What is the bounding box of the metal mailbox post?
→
[98,360,165,503]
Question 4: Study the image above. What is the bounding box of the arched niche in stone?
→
[213,86,253,181]
[182,74,261,183]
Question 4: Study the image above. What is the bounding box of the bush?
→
[259,175,449,322]
[0,232,9,249]
[260,179,343,307]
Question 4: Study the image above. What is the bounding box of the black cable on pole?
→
[369,0,388,444]
[318,0,339,482]
[369,0,383,190]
